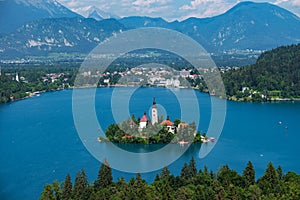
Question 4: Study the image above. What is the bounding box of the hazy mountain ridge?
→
[119,2,300,51]
[0,18,125,57]
[0,0,82,33]
[0,1,300,62]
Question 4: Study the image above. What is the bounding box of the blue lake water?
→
[0,87,300,200]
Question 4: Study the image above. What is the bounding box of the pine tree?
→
[160,166,171,180]
[180,163,192,180]
[134,173,147,200]
[210,170,216,180]
[62,174,72,200]
[248,185,262,200]
[126,178,137,199]
[94,159,113,190]
[154,174,160,182]
[40,184,55,200]
[52,180,61,200]
[263,162,279,186]
[161,181,174,200]
[243,161,255,186]
[116,177,127,191]
[204,165,209,175]
[189,157,197,177]
[258,162,279,194]
[73,169,88,199]
[175,186,194,200]
[277,165,283,180]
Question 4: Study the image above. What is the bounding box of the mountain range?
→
[0,0,300,63]
[0,0,81,33]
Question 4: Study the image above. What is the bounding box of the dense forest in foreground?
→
[40,158,300,200]
[222,44,300,101]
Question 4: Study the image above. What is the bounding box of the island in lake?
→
[98,98,215,144]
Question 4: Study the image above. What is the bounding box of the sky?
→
[57,0,300,21]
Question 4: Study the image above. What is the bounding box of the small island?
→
[99,98,215,144]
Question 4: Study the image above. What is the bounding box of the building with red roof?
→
[139,111,148,129]
[122,135,133,139]
[161,116,175,133]
[161,119,173,126]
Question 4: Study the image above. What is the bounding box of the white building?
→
[139,111,148,129]
[151,98,158,125]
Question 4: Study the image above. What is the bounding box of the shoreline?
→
[97,137,205,145]
[2,85,300,105]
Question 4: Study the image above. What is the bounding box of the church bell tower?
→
[151,97,158,125]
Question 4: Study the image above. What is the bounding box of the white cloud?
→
[57,0,300,21]
[179,0,235,19]
[132,0,171,7]
[275,0,300,6]
[274,0,300,17]
[180,0,219,10]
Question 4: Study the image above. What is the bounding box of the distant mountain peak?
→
[227,1,299,17]
[74,6,120,20]
[1,1,300,61]
[88,10,103,21]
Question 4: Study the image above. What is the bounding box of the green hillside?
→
[223,44,300,101]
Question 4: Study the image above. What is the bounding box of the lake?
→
[0,87,300,200]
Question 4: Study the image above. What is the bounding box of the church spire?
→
[15,72,19,82]
[151,97,158,125]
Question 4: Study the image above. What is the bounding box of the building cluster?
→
[81,67,203,88]
[136,98,190,134]
[42,73,68,83]
[1,71,27,83]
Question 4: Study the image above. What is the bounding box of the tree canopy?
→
[40,158,300,200]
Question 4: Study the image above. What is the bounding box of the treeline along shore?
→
[39,158,300,200]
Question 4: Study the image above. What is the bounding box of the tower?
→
[151,97,158,125]
[15,72,19,82]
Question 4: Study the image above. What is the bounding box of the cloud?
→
[275,0,300,6]
[132,0,171,7]
[274,0,300,17]
[180,0,219,10]
[57,0,300,21]
[179,0,235,19]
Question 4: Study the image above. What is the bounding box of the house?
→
[139,111,148,129]
[161,117,175,134]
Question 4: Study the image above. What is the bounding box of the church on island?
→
[138,98,178,134]
[100,97,215,144]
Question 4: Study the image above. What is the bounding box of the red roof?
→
[179,123,188,128]
[122,135,133,139]
[161,120,173,126]
[140,114,148,122]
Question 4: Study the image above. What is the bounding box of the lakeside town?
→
[1,62,296,103]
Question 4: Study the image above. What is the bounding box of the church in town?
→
[138,98,176,133]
